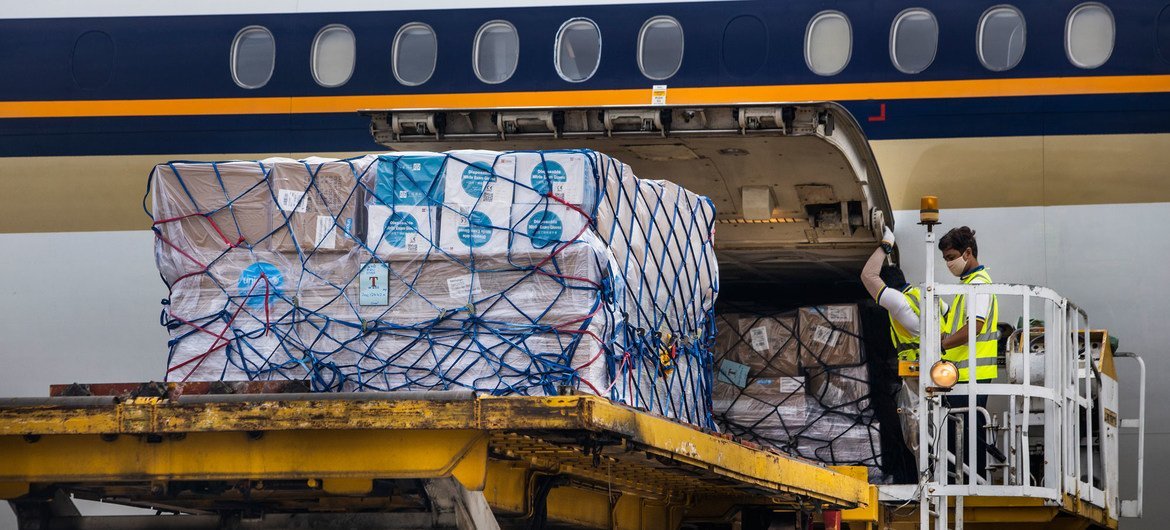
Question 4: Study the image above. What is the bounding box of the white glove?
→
[881,226,896,252]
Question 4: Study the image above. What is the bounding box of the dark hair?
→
[880,265,907,289]
[938,226,978,258]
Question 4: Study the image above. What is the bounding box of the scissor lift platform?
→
[0,383,872,529]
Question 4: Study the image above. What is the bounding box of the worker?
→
[859,227,941,361]
[860,226,945,461]
[938,226,999,478]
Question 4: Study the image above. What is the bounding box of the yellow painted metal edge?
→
[573,397,869,508]
[0,430,489,497]
[832,466,878,524]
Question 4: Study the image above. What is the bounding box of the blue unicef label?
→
[458,210,494,248]
[461,163,495,199]
[531,160,567,197]
[237,262,284,308]
[526,210,564,249]
[383,212,419,248]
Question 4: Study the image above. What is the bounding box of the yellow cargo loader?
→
[1,386,874,529]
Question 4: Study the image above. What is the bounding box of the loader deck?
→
[0,383,871,529]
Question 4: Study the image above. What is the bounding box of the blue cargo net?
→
[147,149,719,426]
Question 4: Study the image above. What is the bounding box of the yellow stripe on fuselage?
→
[3,75,1170,119]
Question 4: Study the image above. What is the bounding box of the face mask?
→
[946,254,967,277]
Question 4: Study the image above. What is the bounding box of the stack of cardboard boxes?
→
[713,304,881,468]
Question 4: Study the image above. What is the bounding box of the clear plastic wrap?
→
[149,150,718,425]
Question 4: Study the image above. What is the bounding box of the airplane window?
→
[393,23,437,86]
[72,31,115,89]
[978,6,1026,71]
[805,11,852,76]
[311,25,355,88]
[231,26,276,89]
[722,15,767,77]
[1066,3,1114,69]
[555,18,602,82]
[474,20,519,84]
[638,16,684,80]
[890,8,938,74]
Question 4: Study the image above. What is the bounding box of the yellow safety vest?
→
[942,267,999,381]
[888,286,945,362]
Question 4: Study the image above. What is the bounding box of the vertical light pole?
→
[917,196,945,530]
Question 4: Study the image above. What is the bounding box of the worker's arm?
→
[861,246,887,301]
[860,227,896,300]
[941,319,986,350]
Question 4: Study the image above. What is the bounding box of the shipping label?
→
[359,263,389,306]
[447,274,483,300]
[314,215,337,249]
[717,359,750,389]
[749,325,770,353]
[812,325,840,347]
[277,189,308,213]
[826,306,852,323]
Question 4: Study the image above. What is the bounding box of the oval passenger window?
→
[311,24,355,87]
[72,31,116,89]
[231,26,276,89]
[721,15,768,77]
[1066,3,1115,69]
[978,6,1026,71]
[638,16,684,80]
[890,8,938,74]
[805,11,852,76]
[474,21,520,84]
[393,23,437,86]
[556,18,602,82]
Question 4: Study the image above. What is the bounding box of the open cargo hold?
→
[150,149,718,426]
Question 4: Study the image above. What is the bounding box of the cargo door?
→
[362,103,892,286]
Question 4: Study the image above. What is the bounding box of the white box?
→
[512,151,589,205]
[366,204,437,257]
[509,203,590,254]
[439,203,510,255]
[443,150,516,206]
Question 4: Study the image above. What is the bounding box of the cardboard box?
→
[713,375,810,444]
[366,204,438,257]
[512,151,589,205]
[509,203,590,255]
[370,153,446,206]
[730,313,801,377]
[439,202,511,255]
[336,321,611,395]
[442,150,516,206]
[165,249,301,382]
[151,161,274,283]
[795,408,881,466]
[269,157,366,254]
[806,364,871,414]
[798,304,862,369]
